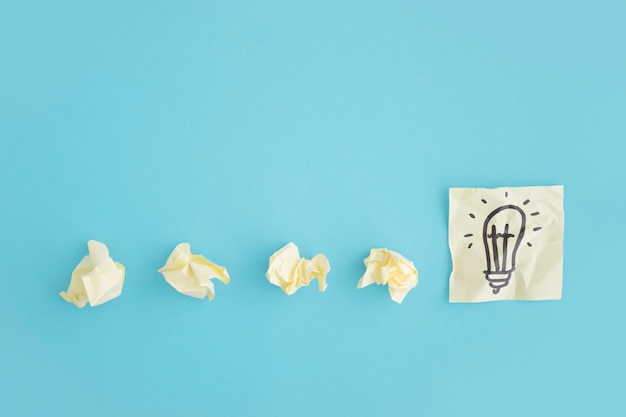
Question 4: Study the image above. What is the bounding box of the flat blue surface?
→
[1,1,625,416]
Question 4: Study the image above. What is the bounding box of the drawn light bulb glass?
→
[482,205,526,294]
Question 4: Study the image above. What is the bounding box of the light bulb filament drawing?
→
[482,205,526,294]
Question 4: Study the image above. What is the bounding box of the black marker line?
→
[469,213,475,218]
[523,199,530,205]
[505,191,508,197]
[464,233,473,237]
[501,224,509,270]
[481,199,487,204]
[533,227,542,232]
[491,224,499,271]
[527,242,533,247]
[468,243,473,249]
[531,212,540,216]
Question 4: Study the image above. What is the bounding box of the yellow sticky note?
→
[449,185,564,302]
[60,240,125,308]
[266,242,330,295]
[158,243,230,300]
[357,248,418,304]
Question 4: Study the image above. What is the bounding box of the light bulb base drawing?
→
[483,270,513,294]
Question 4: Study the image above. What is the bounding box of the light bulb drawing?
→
[482,205,525,294]
[463,193,544,295]
[450,186,563,303]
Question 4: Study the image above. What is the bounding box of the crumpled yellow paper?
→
[266,242,330,295]
[60,240,125,308]
[357,248,418,304]
[158,243,230,300]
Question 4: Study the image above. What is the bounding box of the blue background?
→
[1,1,625,416]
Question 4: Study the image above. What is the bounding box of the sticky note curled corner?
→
[357,248,418,304]
[266,242,330,295]
[60,240,125,308]
[158,243,230,300]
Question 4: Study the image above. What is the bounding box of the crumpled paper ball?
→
[357,248,418,303]
[60,240,125,308]
[158,243,230,300]
[266,242,330,295]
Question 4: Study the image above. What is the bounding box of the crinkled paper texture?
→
[60,240,125,308]
[449,185,564,302]
[357,248,418,303]
[266,242,330,295]
[158,243,230,300]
